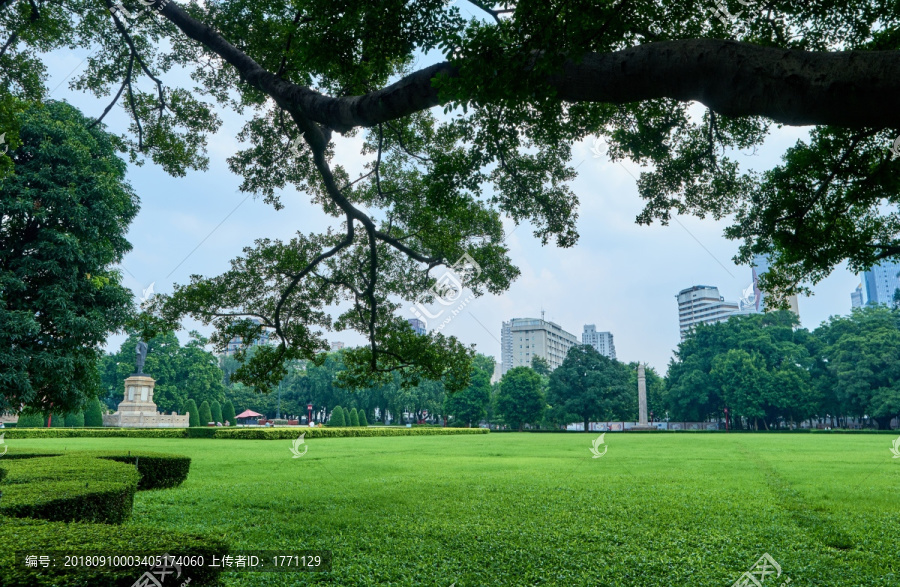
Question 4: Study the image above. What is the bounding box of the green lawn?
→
[8,433,899,586]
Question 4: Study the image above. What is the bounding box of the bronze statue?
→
[135,341,149,375]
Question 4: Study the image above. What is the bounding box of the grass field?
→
[7,433,899,586]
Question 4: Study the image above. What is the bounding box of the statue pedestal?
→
[103,375,189,428]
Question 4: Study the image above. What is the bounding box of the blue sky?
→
[41,39,860,375]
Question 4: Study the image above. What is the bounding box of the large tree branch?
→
[158,2,900,130]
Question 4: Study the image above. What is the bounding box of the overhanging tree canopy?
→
[4,0,900,393]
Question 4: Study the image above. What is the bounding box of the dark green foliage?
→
[0,517,227,586]
[0,456,139,524]
[48,413,65,427]
[64,412,85,428]
[93,452,191,490]
[444,353,493,427]
[0,102,138,414]
[14,411,43,428]
[342,407,351,426]
[548,346,633,430]
[210,400,223,424]
[349,407,360,427]
[84,398,104,427]
[358,409,368,427]
[3,429,187,439]
[222,400,236,426]
[198,401,212,425]
[496,367,546,431]
[185,427,218,439]
[213,427,489,439]
[329,405,346,427]
[183,399,200,427]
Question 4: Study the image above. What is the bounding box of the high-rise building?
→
[582,325,616,360]
[407,318,426,335]
[676,285,740,339]
[862,259,900,306]
[851,283,864,309]
[500,317,579,375]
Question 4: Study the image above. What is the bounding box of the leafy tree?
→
[183,399,200,427]
[530,356,551,377]
[548,346,632,430]
[817,306,900,430]
[64,412,85,428]
[210,400,223,424]
[358,410,368,427]
[666,311,817,429]
[222,401,236,426]
[198,401,212,426]
[329,406,346,427]
[349,407,360,427]
[84,398,105,427]
[0,102,137,413]
[444,354,492,427]
[11,1,900,395]
[496,367,545,431]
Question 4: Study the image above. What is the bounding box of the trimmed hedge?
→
[0,456,139,524]
[0,451,223,586]
[222,401,236,426]
[0,517,227,586]
[210,400,223,424]
[358,410,369,427]
[184,399,200,427]
[3,426,490,439]
[198,401,212,426]
[84,398,104,427]
[328,405,345,427]
[213,426,490,439]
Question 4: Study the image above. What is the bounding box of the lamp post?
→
[307,403,313,425]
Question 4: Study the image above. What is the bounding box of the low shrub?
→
[213,427,490,439]
[90,451,191,490]
[185,427,217,439]
[0,456,139,524]
[0,517,227,586]
[14,412,43,428]
[2,428,187,439]
[64,412,85,428]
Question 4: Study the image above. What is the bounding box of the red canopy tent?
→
[235,409,263,424]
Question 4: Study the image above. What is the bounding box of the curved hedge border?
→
[4,426,490,439]
[0,452,226,586]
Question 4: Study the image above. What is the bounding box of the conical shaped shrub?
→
[222,401,236,426]
[184,399,200,427]
[358,410,368,427]
[349,408,360,427]
[199,401,212,425]
[328,406,345,427]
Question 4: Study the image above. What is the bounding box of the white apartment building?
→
[582,325,616,360]
[500,317,579,375]
[676,285,740,339]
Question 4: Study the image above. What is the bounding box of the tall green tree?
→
[222,400,236,426]
[444,353,493,427]
[210,400,223,424]
[198,401,213,426]
[183,399,200,427]
[0,102,138,414]
[548,346,632,430]
[84,398,105,427]
[496,367,545,431]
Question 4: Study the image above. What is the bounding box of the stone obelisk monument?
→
[632,363,655,431]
